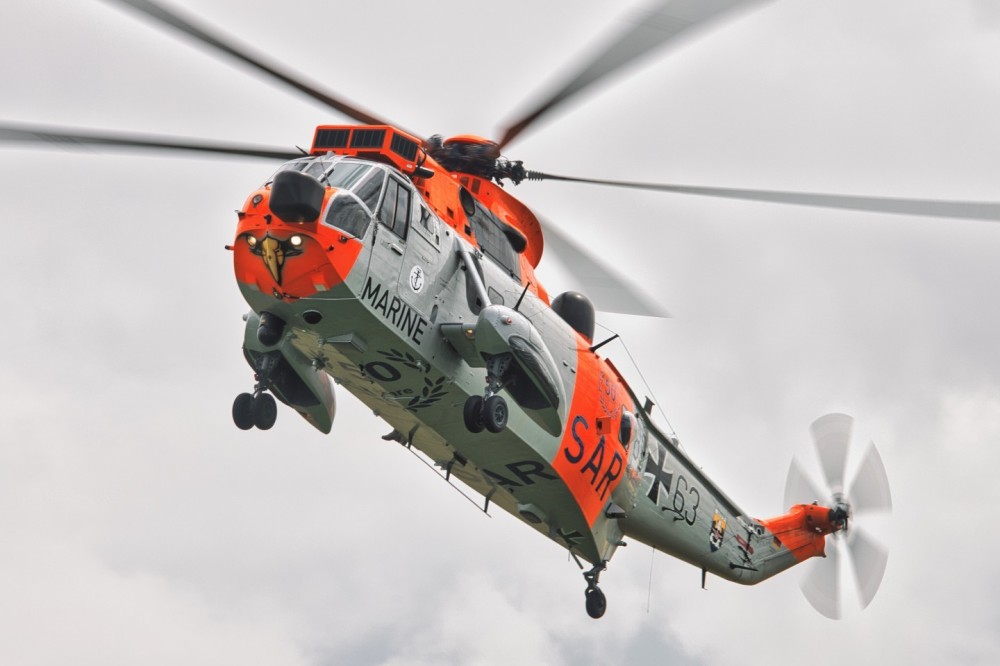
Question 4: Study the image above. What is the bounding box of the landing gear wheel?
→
[251,393,277,430]
[232,393,255,430]
[463,395,485,433]
[483,395,508,433]
[585,586,607,619]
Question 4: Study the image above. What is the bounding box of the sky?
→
[1,0,999,664]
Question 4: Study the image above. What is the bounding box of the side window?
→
[377,178,411,239]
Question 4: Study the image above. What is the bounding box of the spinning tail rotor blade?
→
[810,413,853,493]
[541,218,670,318]
[801,543,842,620]
[849,441,893,515]
[786,415,892,619]
[498,0,771,148]
[848,527,890,610]
[103,0,404,131]
[0,122,297,160]
[783,456,824,509]
[525,173,1000,223]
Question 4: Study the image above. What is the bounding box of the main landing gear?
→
[232,390,277,430]
[462,353,510,434]
[233,351,279,431]
[583,562,608,619]
[462,394,508,433]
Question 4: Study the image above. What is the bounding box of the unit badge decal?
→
[710,509,727,552]
[408,265,425,293]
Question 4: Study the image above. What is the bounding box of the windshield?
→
[267,155,373,189]
[322,168,387,238]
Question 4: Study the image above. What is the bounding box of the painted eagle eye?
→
[246,235,258,247]
[290,235,303,247]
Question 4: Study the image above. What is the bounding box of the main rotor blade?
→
[497,0,769,148]
[783,456,825,510]
[541,219,670,317]
[811,413,853,494]
[0,122,297,160]
[849,441,893,515]
[800,543,841,620]
[526,172,1000,223]
[847,527,889,610]
[104,0,402,130]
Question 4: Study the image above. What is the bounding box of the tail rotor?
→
[784,413,892,619]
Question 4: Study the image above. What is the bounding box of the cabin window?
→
[468,200,520,278]
[377,177,411,239]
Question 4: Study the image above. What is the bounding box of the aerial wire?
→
[594,321,678,441]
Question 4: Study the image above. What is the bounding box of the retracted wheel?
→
[463,395,485,433]
[251,392,277,430]
[233,392,255,430]
[585,586,607,619]
[483,394,508,433]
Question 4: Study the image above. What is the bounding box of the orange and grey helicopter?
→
[7,0,999,620]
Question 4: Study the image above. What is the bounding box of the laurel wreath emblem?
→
[407,376,448,411]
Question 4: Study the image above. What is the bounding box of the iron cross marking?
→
[644,442,673,505]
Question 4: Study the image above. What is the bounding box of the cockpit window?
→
[316,162,387,238]
[271,157,329,179]
[324,193,371,238]
[268,156,372,188]
[355,169,385,212]
[326,162,370,189]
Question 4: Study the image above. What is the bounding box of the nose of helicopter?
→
[232,186,362,300]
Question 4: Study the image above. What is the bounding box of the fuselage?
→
[230,125,838,584]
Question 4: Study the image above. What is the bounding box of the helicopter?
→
[3,0,996,622]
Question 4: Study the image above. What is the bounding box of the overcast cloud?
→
[2,1,999,664]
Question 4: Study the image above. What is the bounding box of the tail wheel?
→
[483,395,508,433]
[232,393,255,430]
[585,587,606,619]
[251,393,278,430]
[463,395,485,433]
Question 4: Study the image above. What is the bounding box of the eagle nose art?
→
[247,233,303,285]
